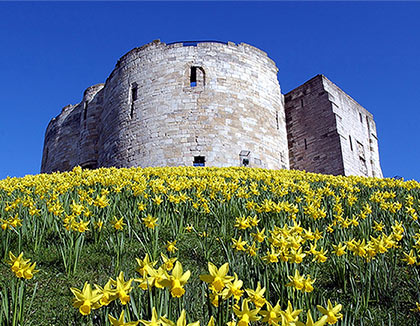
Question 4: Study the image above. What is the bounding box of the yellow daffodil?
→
[116,271,133,305]
[112,216,126,231]
[233,298,261,326]
[245,282,266,308]
[161,310,199,326]
[143,215,158,229]
[251,228,266,243]
[136,253,158,277]
[166,240,178,253]
[109,310,140,326]
[199,262,234,293]
[70,282,102,315]
[222,272,244,301]
[231,236,247,251]
[316,300,343,325]
[280,301,302,325]
[161,261,190,298]
[161,253,177,271]
[95,279,118,306]
[260,301,282,326]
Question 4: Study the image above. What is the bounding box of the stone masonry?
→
[41,40,382,178]
[285,75,382,177]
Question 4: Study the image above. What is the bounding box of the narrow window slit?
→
[193,156,205,167]
[130,83,138,119]
[83,101,88,120]
[190,67,197,87]
[304,138,307,150]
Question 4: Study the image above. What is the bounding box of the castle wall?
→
[98,40,289,170]
[41,104,82,173]
[285,75,345,175]
[78,84,104,169]
[284,75,383,178]
[322,77,383,177]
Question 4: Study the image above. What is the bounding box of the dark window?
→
[349,135,353,151]
[300,98,304,108]
[304,138,307,150]
[359,112,363,123]
[130,83,138,119]
[193,156,205,167]
[239,150,250,167]
[132,84,138,101]
[190,67,197,87]
[83,101,88,120]
[276,111,279,130]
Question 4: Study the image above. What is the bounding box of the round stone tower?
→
[41,40,290,173]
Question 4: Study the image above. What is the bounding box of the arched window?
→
[190,66,205,88]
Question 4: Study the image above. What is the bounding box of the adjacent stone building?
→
[41,40,383,178]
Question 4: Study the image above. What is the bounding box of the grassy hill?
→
[1,166,419,326]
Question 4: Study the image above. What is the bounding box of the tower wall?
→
[285,75,383,178]
[322,77,383,177]
[285,75,345,175]
[97,40,288,169]
[41,104,82,173]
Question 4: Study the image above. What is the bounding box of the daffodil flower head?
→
[245,282,267,308]
[70,282,102,315]
[199,262,234,293]
[233,298,261,326]
[317,300,343,325]
[109,310,140,326]
[116,271,133,305]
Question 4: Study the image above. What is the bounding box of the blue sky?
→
[0,1,419,181]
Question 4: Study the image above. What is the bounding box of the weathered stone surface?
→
[285,75,382,177]
[41,41,382,178]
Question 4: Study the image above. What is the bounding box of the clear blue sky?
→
[0,1,419,181]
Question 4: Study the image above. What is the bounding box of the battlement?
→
[41,40,382,178]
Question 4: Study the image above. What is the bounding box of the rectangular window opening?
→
[193,156,205,167]
[304,138,307,150]
[359,112,363,123]
[349,135,353,151]
[83,101,88,120]
[300,98,304,108]
[132,85,138,102]
[190,67,197,87]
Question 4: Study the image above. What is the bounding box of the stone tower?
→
[41,40,382,178]
[284,75,382,177]
[41,40,289,173]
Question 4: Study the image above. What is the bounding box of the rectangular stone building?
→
[284,75,382,177]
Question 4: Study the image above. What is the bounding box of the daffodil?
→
[166,240,178,253]
[95,279,118,306]
[280,301,302,325]
[140,307,167,326]
[233,299,261,326]
[222,272,244,301]
[143,215,158,229]
[109,310,140,326]
[116,271,133,305]
[302,311,328,326]
[316,300,343,325]
[161,261,190,297]
[70,282,102,315]
[161,253,177,271]
[199,262,234,293]
[112,216,126,231]
[286,270,305,291]
[260,301,282,326]
[136,253,157,277]
[245,282,266,308]
[161,310,199,326]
